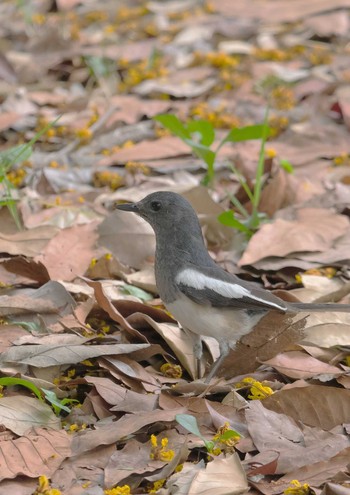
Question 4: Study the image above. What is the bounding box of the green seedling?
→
[175,413,241,455]
[154,113,267,186]
[0,117,60,229]
[0,377,77,415]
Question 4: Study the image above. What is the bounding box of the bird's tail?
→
[290,302,350,312]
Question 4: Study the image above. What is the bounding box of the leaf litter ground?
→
[0,1,350,494]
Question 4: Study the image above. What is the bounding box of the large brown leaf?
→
[263,385,350,430]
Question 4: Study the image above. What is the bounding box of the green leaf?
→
[279,158,294,174]
[153,114,190,140]
[175,413,213,450]
[223,124,270,144]
[219,429,241,441]
[218,211,253,234]
[0,144,32,172]
[120,284,153,301]
[0,377,44,401]
[176,414,202,437]
[187,120,215,147]
[42,388,74,414]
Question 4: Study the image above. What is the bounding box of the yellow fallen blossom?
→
[265,147,277,159]
[268,115,289,137]
[307,47,332,66]
[295,267,337,284]
[270,86,295,110]
[104,485,131,495]
[75,127,92,143]
[284,480,311,495]
[125,160,150,175]
[213,422,241,447]
[241,377,274,400]
[31,13,46,25]
[6,168,27,187]
[148,479,165,493]
[160,362,182,379]
[33,475,61,495]
[254,48,292,62]
[150,434,175,462]
[93,170,124,190]
[84,10,108,23]
[333,152,350,166]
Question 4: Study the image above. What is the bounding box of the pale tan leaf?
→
[35,222,99,281]
[0,342,150,367]
[0,226,59,257]
[0,397,61,435]
[0,428,70,480]
[188,453,248,495]
[262,351,342,379]
[263,385,350,430]
[239,209,349,266]
[98,210,155,269]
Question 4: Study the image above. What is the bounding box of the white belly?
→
[166,294,263,348]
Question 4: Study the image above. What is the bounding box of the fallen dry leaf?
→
[239,209,350,266]
[0,397,61,436]
[263,385,350,430]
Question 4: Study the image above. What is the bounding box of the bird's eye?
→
[150,201,162,211]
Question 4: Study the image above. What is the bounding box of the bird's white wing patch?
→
[176,268,286,311]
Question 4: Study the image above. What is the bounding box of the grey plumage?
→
[116,191,350,381]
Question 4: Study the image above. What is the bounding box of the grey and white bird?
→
[116,191,350,381]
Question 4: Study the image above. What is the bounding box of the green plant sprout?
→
[0,117,60,229]
[154,110,293,238]
[175,413,241,455]
[154,113,267,186]
[0,377,77,414]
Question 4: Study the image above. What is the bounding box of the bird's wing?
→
[175,266,288,312]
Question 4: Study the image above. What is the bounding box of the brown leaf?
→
[0,226,59,257]
[218,313,306,378]
[245,401,349,474]
[0,397,61,435]
[263,385,350,430]
[72,408,185,456]
[35,222,99,281]
[1,256,50,284]
[262,351,342,379]
[0,428,70,481]
[98,210,155,269]
[239,209,350,266]
[0,341,150,367]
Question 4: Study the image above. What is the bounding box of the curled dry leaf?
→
[0,428,70,481]
[262,350,342,379]
[239,209,349,266]
[187,453,248,495]
[262,384,350,430]
[0,342,150,367]
[35,221,100,282]
[0,397,61,436]
[98,210,155,269]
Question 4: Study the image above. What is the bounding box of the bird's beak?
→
[115,202,139,213]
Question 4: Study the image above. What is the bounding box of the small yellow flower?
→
[160,363,182,379]
[148,479,165,493]
[270,86,295,110]
[104,253,113,260]
[241,377,274,400]
[265,148,277,159]
[150,435,175,462]
[34,475,61,495]
[345,356,350,366]
[284,480,311,495]
[104,485,131,495]
[31,13,46,25]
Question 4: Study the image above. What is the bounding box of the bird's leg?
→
[182,327,203,379]
[204,342,229,383]
[192,335,203,380]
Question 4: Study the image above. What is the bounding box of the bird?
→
[116,191,350,381]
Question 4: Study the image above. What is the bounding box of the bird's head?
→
[115,191,199,234]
